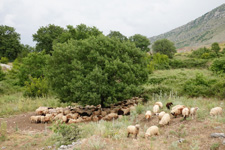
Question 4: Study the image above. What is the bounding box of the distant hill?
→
[149,3,225,51]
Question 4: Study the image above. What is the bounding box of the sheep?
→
[122,108,130,115]
[210,107,223,117]
[156,111,166,121]
[63,109,71,115]
[145,111,152,122]
[190,107,199,119]
[166,102,173,110]
[92,115,99,122]
[44,114,53,123]
[159,113,170,126]
[40,116,45,123]
[35,107,49,115]
[171,105,185,118]
[103,113,118,121]
[153,105,160,114]
[155,102,163,108]
[127,124,140,139]
[182,107,190,120]
[30,116,40,123]
[62,115,68,123]
[145,126,159,139]
[54,113,63,121]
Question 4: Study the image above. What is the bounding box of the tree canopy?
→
[129,34,150,52]
[107,31,128,41]
[47,35,148,106]
[211,42,221,56]
[152,39,176,58]
[33,24,65,54]
[0,25,22,60]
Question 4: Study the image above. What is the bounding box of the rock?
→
[59,145,67,149]
[1,147,6,149]
[223,140,225,145]
[214,126,221,129]
[210,133,225,138]
[67,145,73,148]
[178,138,185,143]
[48,146,52,149]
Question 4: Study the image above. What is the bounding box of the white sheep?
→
[40,116,45,123]
[190,107,199,119]
[157,111,166,121]
[145,110,152,122]
[159,113,170,126]
[210,107,223,117]
[155,102,163,108]
[127,124,140,139]
[153,105,160,114]
[145,126,159,139]
[30,116,40,123]
[182,107,190,120]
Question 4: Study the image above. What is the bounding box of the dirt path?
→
[0,112,51,133]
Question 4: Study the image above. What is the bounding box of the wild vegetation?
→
[0,23,224,150]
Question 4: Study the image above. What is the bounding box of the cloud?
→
[0,0,224,46]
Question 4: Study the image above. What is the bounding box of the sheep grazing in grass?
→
[30,116,40,123]
[182,107,190,120]
[145,126,159,139]
[210,107,223,117]
[166,102,173,110]
[156,111,166,121]
[159,113,170,126]
[171,105,185,118]
[40,116,45,123]
[153,105,160,115]
[155,102,163,108]
[62,115,68,123]
[127,124,140,139]
[145,111,152,122]
[190,107,199,119]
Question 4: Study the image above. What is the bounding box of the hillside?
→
[149,3,225,50]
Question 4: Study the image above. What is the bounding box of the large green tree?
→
[33,24,65,54]
[152,39,176,58]
[0,25,22,60]
[129,34,150,52]
[54,24,102,44]
[107,31,128,41]
[47,35,148,106]
[211,42,221,57]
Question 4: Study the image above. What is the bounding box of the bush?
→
[169,58,207,69]
[212,79,225,99]
[50,123,81,146]
[210,57,225,74]
[0,57,9,64]
[23,77,48,97]
[182,73,214,97]
[152,53,170,70]
[0,66,5,81]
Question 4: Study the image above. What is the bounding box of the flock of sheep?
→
[30,97,141,124]
[127,102,223,139]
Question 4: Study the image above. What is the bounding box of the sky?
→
[0,0,224,46]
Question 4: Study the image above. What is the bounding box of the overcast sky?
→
[0,0,224,46]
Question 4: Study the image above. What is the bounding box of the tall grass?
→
[0,93,66,117]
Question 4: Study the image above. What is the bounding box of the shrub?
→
[0,57,9,64]
[23,77,48,97]
[169,58,207,69]
[210,57,225,74]
[190,47,211,58]
[212,79,225,99]
[182,73,214,97]
[152,53,170,70]
[50,123,81,146]
[0,66,5,81]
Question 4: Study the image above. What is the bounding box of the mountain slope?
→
[149,3,225,49]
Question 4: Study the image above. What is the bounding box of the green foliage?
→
[23,77,49,97]
[33,24,65,54]
[210,57,225,74]
[107,31,128,41]
[183,73,214,97]
[0,121,7,142]
[212,79,225,99]
[211,42,221,56]
[47,35,148,106]
[0,25,22,60]
[54,24,102,44]
[50,123,81,146]
[169,58,207,69]
[152,39,176,58]
[151,53,170,70]
[129,34,150,52]
[0,66,5,81]
[135,103,145,114]
[190,47,217,59]
[17,51,49,86]
[0,57,9,64]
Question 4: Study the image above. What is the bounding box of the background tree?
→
[129,34,150,52]
[54,24,102,44]
[33,24,65,54]
[47,35,148,106]
[0,25,22,60]
[152,39,176,58]
[107,31,128,41]
[211,42,221,57]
